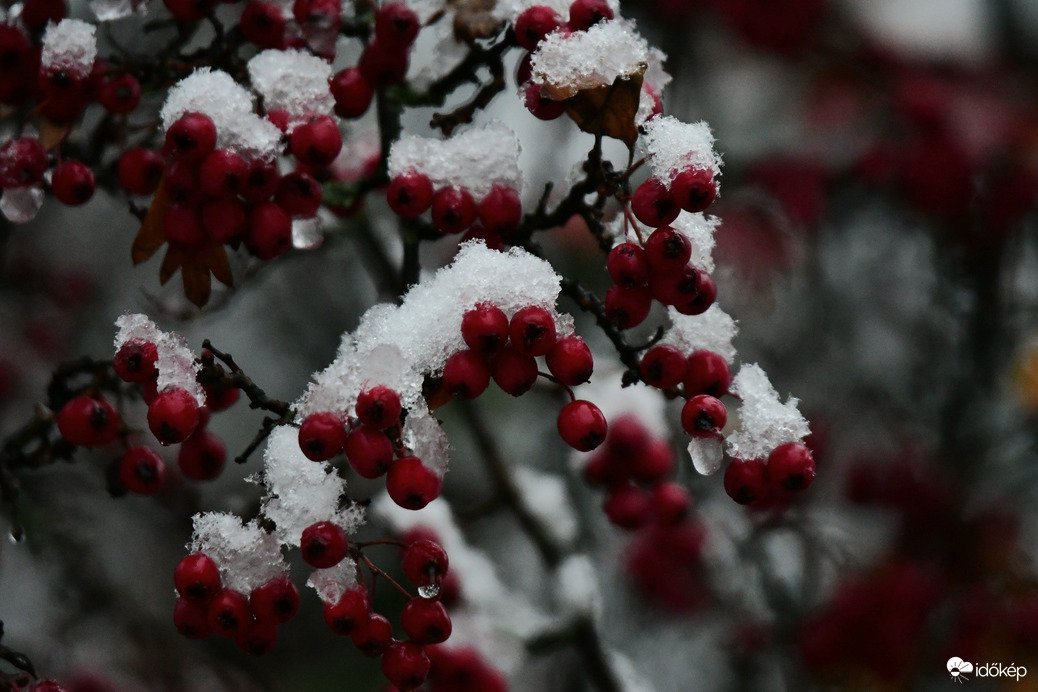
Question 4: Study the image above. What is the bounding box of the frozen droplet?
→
[688,436,723,475]
[418,583,440,599]
[0,186,43,223]
[292,217,324,250]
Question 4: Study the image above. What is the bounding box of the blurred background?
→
[3,0,1038,690]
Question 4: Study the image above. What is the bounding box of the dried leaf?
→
[39,120,71,151]
[158,243,186,284]
[131,178,169,265]
[449,0,499,43]
[182,257,212,307]
[201,244,234,287]
[564,64,646,148]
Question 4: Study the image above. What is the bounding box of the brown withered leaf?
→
[181,255,213,308]
[158,243,187,285]
[564,64,647,148]
[449,0,500,43]
[131,178,170,265]
[199,243,233,287]
[39,120,72,151]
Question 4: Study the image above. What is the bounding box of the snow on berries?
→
[246,49,335,128]
[387,122,524,236]
[40,19,96,81]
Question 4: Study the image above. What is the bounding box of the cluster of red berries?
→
[583,415,689,529]
[580,415,709,611]
[434,302,607,453]
[53,339,238,496]
[723,441,816,509]
[513,0,616,120]
[0,134,95,208]
[387,172,523,240]
[605,226,716,329]
[329,3,421,118]
[173,552,300,654]
[151,111,331,260]
[320,538,454,690]
[298,384,443,510]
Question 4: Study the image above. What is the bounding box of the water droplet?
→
[418,583,440,599]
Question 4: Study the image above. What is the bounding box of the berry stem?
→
[537,371,575,402]
[355,549,413,600]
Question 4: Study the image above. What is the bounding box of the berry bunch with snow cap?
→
[387,122,525,243]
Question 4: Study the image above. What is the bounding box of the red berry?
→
[607,242,650,287]
[631,177,679,228]
[674,272,715,315]
[147,387,200,445]
[21,0,66,32]
[117,148,163,195]
[356,386,402,429]
[557,399,607,451]
[236,617,278,655]
[293,0,340,26]
[344,425,395,478]
[766,441,815,492]
[648,264,700,306]
[629,438,674,482]
[603,483,652,529]
[250,576,300,624]
[724,458,768,505]
[643,226,691,273]
[198,149,247,198]
[509,305,557,356]
[386,170,435,219]
[97,73,140,114]
[402,538,449,587]
[298,412,347,461]
[461,303,509,353]
[175,552,222,600]
[119,446,167,494]
[174,597,213,639]
[374,2,421,47]
[671,166,717,212]
[241,158,281,202]
[50,159,95,206]
[568,0,613,30]
[165,159,201,205]
[203,382,240,411]
[546,335,593,385]
[382,640,431,690]
[680,394,727,437]
[477,185,522,235]
[0,137,47,188]
[431,186,477,234]
[358,38,409,87]
[523,82,565,120]
[323,587,369,634]
[165,112,217,162]
[201,197,247,244]
[683,350,731,397]
[114,339,158,382]
[490,345,539,396]
[639,345,686,388]
[178,429,226,480]
[387,456,442,510]
[653,482,692,524]
[163,204,206,248]
[604,285,651,329]
[515,5,562,51]
[442,349,491,400]
[331,67,374,119]
[246,202,293,259]
[56,395,120,446]
[352,612,393,657]
[208,588,251,637]
[240,1,286,48]
[274,171,322,218]
[301,521,349,568]
[289,115,342,168]
[401,598,452,644]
